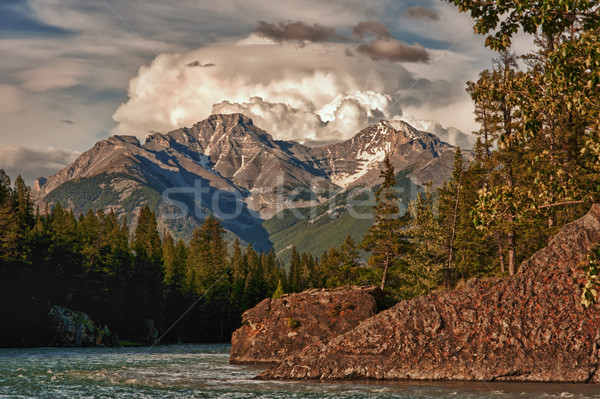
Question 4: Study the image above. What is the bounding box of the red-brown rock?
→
[230,285,382,364]
[259,205,600,382]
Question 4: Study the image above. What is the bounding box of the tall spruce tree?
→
[361,155,407,291]
[130,205,164,339]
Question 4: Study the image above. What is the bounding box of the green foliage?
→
[454,1,600,277]
[582,245,600,308]
[445,0,600,51]
[361,156,409,291]
[272,280,285,298]
[287,317,299,329]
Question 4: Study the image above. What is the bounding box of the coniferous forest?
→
[0,170,380,345]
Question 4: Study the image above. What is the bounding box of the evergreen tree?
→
[468,51,526,275]
[447,0,600,276]
[129,205,164,339]
[0,171,17,258]
[361,155,407,291]
[438,148,465,283]
[0,170,10,205]
[453,142,496,279]
[401,186,445,297]
[288,246,301,292]
[3,175,35,260]
[272,280,285,298]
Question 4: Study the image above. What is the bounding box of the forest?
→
[1,0,599,346]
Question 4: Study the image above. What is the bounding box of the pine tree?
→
[453,141,496,279]
[130,205,165,339]
[2,175,36,260]
[468,51,526,276]
[288,246,301,292]
[0,171,17,258]
[0,170,10,205]
[401,186,445,298]
[272,280,285,298]
[361,155,407,291]
[438,148,465,284]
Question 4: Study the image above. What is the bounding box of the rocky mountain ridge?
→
[33,113,462,249]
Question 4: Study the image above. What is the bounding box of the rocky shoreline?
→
[230,285,383,364]
[232,205,600,383]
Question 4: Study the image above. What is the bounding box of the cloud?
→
[16,61,88,92]
[400,116,475,149]
[212,91,392,144]
[253,20,336,44]
[405,6,440,22]
[112,41,420,143]
[352,20,390,38]
[0,0,72,36]
[0,145,80,185]
[111,39,476,147]
[357,38,429,63]
[185,61,216,68]
[0,84,24,114]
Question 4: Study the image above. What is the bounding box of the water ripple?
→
[0,345,598,399]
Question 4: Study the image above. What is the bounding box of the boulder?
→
[259,205,600,382]
[48,305,108,346]
[230,285,382,364]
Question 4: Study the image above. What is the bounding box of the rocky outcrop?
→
[48,305,111,347]
[230,286,383,365]
[259,205,600,382]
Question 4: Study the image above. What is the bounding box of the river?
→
[1,344,598,398]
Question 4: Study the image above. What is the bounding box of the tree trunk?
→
[499,241,505,274]
[507,230,516,276]
[446,170,462,288]
[380,253,390,291]
[447,170,462,271]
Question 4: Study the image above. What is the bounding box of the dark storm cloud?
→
[357,38,429,63]
[352,20,390,39]
[253,20,336,44]
[406,6,440,22]
[185,61,216,68]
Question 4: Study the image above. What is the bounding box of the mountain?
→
[33,113,463,253]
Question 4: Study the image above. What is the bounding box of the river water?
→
[1,344,598,398]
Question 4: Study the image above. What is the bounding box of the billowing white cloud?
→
[113,39,471,146]
[212,92,388,143]
[113,41,404,142]
[400,115,475,149]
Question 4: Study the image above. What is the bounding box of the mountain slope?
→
[33,114,464,254]
[309,119,456,189]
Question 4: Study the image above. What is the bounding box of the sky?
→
[0,0,518,183]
